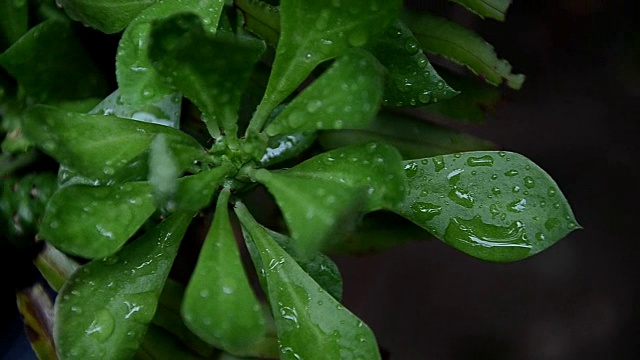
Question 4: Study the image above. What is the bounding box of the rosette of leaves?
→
[0,0,579,359]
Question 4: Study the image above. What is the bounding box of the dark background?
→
[334,0,639,359]
[2,0,638,359]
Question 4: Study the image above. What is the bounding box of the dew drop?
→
[466,155,494,167]
[410,202,442,221]
[418,91,431,103]
[348,29,368,47]
[535,232,546,241]
[448,188,474,208]
[432,156,445,172]
[85,309,115,342]
[404,38,420,55]
[547,187,557,197]
[306,99,323,113]
[504,169,519,177]
[404,162,419,178]
[524,176,536,189]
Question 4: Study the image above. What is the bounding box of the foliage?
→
[0,0,579,359]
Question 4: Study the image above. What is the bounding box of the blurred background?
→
[2,0,637,359]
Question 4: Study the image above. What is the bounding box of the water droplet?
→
[466,155,494,167]
[416,57,428,68]
[348,29,368,47]
[404,162,419,178]
[504,169,519,177]
[498,151,506,157]
[304,52,313,60]
[418,91,431,103]
[85,309,115,342]
[491,187,501,195]
[507,198,527,213]
[547,187,557,197]
[199,290,209,298]
[524,176,535,189]
[489,204,501,217]
[306,99,323,113]
[404,38,420,55]
[141,88,155,99]
[433,156,445,172]
[535,232,546,241]
[444,216,531,252]
[448,188,474,208]
[410,202,442,221]
[436,81,445,90]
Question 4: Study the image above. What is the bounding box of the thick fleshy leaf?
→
[182,189,265,353]
[149,13,265,137]
[390,151,580,262]
[407,12,525,90]
[318,110,495,159]
[136,325,209,360]
[236,203,381,360]
[16,283,56,360]
[369,20,458,107]
[0,20,107,102]
[34,243,81,292]
[0,0,28,48]
[56,0,157,33]
[40,182,156,259]
[450,0,511,21]
[90,89,183,128]
[259,131,317,167]
[253,143,404,254]
[265,49,384,136]
[248,0,402,133]
[116,0,224,107]
[171,163,235,212]
[54,213,193,360]
[23,106,206,184]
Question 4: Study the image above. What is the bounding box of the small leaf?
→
[368,20,458,107]
[253,143,404,254]
[149,13,265,137]
[16,283,56,360]
[34,243,81,292]
[90,89,183,129]
[0,20,108,102]
[265,49,384,136]
[318,110,495,159]
[116,0,225,107]
[249,0,402,132]
[56,0,157,34]
[23,106,206,184]
[40,182,157,259]
[390,151,580,262]
[259,131,317,167]
[236,203,381,360]
[172,163,235,212]
[450,0,512,21]
[54,212,193,360]
[407,12,525,90]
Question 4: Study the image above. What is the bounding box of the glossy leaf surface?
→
[265,49,384,136]
[56,0,157,33]
[318,111,495,159]
[407,12,525,90]
[23,106,206,184]
[54,213,193,360]
[253,143,404,254]
[171,163,235,212]
[259,131,317,167]
[0,20,107,102]
[236,204,381,360]
[182,189,265,352]
[369,20,457,107]
[90,89,183,129]
[450,0,511,21]
[116,0,224,107]
[149,13,265,137]
[40,182,156,259]
[250,0,402,132]
[390,152,579,262]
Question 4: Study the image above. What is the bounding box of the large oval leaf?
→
[265,49,384,136]
[248,0,402,133]
[390,151,580,262]
[54,213,193,360]
[40,182,157,259]
[56,0,156,33]
[235,203,381,360]
[23,106,206,184]
[182,189,265,353]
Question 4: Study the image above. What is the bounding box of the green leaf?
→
[0,0,28,48]
[182,189,265,353]
[450,0,511,21]
[54,212,193,360]
[406,12,525,90]
[149,13,265,137]
[116,0,225,108]
[368,20,458,107]
[235,203,381,360]
[136,325,209,360]
[0,20,108,102]
[253,143,404,254]
[249,0,402,133]
[90,89,183,129]
[265,49,384,136]
[23,106,206,184]
[56,0,157,33]
[172,163,235,212]
[318,110,495,159]
[259,131,317,167]
[149,133,180,210]
[235,0,280,48]
[39,182,157,259]
[34,243,81,292]
[390,151,580,262]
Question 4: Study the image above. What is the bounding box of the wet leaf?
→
[23,106,206,184]
[136,325,208,360]
[56,0,157,34]
[236,203,381,360]
[390,151,580,262]
[318,110,495,159]
[149,13,265,137]
[116,0,225,107]
[253,143,404,255]
[54,213,193,360]
[450,0,511,21]
[171,163,235,212]
[0,20,108,102]
[407,12,525,90]
[249,0,402,133]
[259,131,317,167]
[16,283,56,360]
[40,182,157,259]
[369,20,458,107]
[34,243,81,292]
[90,89,183,129]
[265,49,384,136]
[182,189,265,353]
